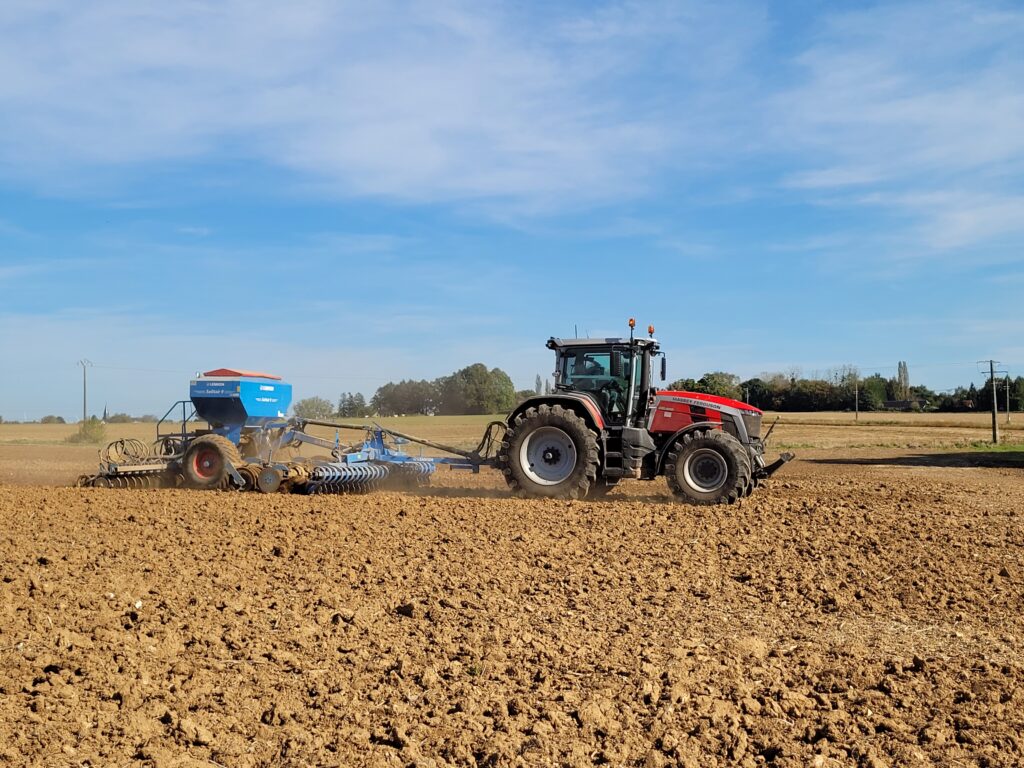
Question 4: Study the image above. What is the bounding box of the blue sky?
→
[1,0,1023,419]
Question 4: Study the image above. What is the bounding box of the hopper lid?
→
[202,368,282,380]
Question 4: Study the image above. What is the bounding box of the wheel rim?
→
[520,426,577,485]
[192,447,223,479]
[683,448,728,493]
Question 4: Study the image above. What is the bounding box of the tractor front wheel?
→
[665,429,751,505]
[498,405,598,499]
[182,435,241,490]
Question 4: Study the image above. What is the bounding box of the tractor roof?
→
[547,337,659,350]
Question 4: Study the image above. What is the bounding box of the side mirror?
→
[610,351,623,378]
[660,356,667,381]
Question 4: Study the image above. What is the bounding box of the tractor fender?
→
[506,394,606,434]
[654,422,724,474]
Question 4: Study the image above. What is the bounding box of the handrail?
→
[156,400,198,444]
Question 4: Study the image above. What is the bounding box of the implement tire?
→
[182,435,241,490]
[665,429,751,506]
[497,405,598,499]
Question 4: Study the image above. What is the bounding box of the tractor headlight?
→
[740,410,762,439]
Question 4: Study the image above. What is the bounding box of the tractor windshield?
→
[558,348,639,418]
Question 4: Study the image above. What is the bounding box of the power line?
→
[88,364,190,374]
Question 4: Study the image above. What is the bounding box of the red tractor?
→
[496,321,792,503]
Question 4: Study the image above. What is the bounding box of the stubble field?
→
[1,414,1022,767]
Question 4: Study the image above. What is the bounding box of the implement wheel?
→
[665,429,751,506]
[498,405,598,499]
[182,435,241,490]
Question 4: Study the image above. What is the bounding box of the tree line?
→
[291,360,1024,419]
[670,365,1024,412]
[293,363,519,419]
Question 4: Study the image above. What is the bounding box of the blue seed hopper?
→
[188,369,292,442]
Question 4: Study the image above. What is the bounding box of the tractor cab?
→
[548,332,664,426]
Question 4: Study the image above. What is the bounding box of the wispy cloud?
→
[774,1,1024,251]
[0,0,764,210]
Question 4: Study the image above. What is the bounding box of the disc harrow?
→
[306,462,390,494]
[78,471,176,489]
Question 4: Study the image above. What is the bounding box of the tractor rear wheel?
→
[665,429,751,505]
[498,405,598,499]
[182,434,241,490]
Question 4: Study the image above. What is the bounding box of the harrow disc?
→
[257,467,283,494]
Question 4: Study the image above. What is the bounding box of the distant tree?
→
[897,361,910,400]
[370,384,396,416]
[739,378,774,410]
[534,374,543,396]
[293,396,334,420]
[668,378,701,392]
[698,372,742,400]
[371,379,438,416]
[372,365,517,416]
[1013,376,1024,411]
[489,368,517,413]
[336,392,369,418]
[137,414,158,423]
[351,393,367,416]
[65,416,105,444]
[436,364,516,415]
[336,392,352,417]
[859,374,888,410]
[515,389,536,406]
[106,413,134,423]
[975,376,1012,413]
[544,379,552,395]
[668,372,741,400]
[40,415,66,424]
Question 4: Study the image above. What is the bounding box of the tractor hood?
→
[656,390,762,415]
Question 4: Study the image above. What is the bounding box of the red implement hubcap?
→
[192,447,223,479]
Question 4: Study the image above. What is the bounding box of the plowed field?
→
[1,448,1023,767]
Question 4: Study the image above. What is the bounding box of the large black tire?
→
[182,434,241,490]
[497,404,599,499]
[665,429,751,505]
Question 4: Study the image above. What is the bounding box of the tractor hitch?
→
[759,451,795,478]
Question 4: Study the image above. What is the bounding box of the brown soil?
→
[1,457,1022,767]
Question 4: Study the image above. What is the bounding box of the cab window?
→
[561,350,613,387]
[560,349,634,417]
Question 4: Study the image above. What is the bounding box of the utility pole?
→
[1006,376,1012,425]
[77,359,92,423]
[989,359,999,444]
[854,376,859,423]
